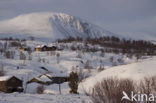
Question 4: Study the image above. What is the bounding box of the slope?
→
[79,56,156,92]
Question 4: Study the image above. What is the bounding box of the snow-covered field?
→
[0,93,91,103]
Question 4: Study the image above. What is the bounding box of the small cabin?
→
[0,76,23,93]
[35,45,57,51]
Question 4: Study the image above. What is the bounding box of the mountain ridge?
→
[0,12,116,41]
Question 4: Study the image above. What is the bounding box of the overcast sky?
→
[0,0,156,35]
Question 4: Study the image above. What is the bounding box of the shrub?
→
[91,77,134,103]
[77,68,86,82]
[139,77,156,95]
[97,65,105,72]
[4,51,11,59]
[71,45,76,51]
[89,76,156,103]
[4,51,14,59]
[117,58,124,64]
[19,51,26,60]
[84,60,92,69]
[0,64,5,76]
[36,85,45,94]
[19,51,26,65]
[9,41,22,47]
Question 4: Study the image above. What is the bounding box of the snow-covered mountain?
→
[0,12,116,41]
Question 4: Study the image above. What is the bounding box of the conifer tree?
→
[68,71,79,94]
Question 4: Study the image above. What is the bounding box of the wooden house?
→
[0,76,23,93]
[35,45,57,51]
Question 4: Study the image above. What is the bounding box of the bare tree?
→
[77,68,85,82]
[97,65,105,72]
[0,64,5,76]
[42,58,45,63]
[27,48,32,60]
[20,51,26,65]
[100,51,105,57]
[76,51,82,58]
[56,52,60,64]
[110,56,114,63]
[4,51,11,59]
[38,57,41,62]
[84,60,93,73]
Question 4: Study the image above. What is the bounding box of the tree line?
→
[57,36,156,56]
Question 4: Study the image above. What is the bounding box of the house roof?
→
[0,76,22,82]
[36,44,56,48]
[38,75,51,82]
[0,76,12,81]
[36,45,46,48]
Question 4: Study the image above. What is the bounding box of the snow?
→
[36,45,46,48]
[79,56,156,93]
[0,76,11,81]
[38,75,51,82]
[0,93,91,103]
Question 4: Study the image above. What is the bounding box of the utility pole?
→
[59,83,61,94]
[58,79,61,94]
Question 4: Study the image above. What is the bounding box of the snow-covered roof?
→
[0,76,12,81]
[36,44,57,48]
[48,44,56,47]
[36,45,46,48]
[50,73,68,77]
[33,77,41,81]
[45,74,52,78]
[39,75,51,82]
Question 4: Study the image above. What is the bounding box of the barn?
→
[0,76,23,93]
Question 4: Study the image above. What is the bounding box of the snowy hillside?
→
[0,12,116,41]
[79,56,156,93]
